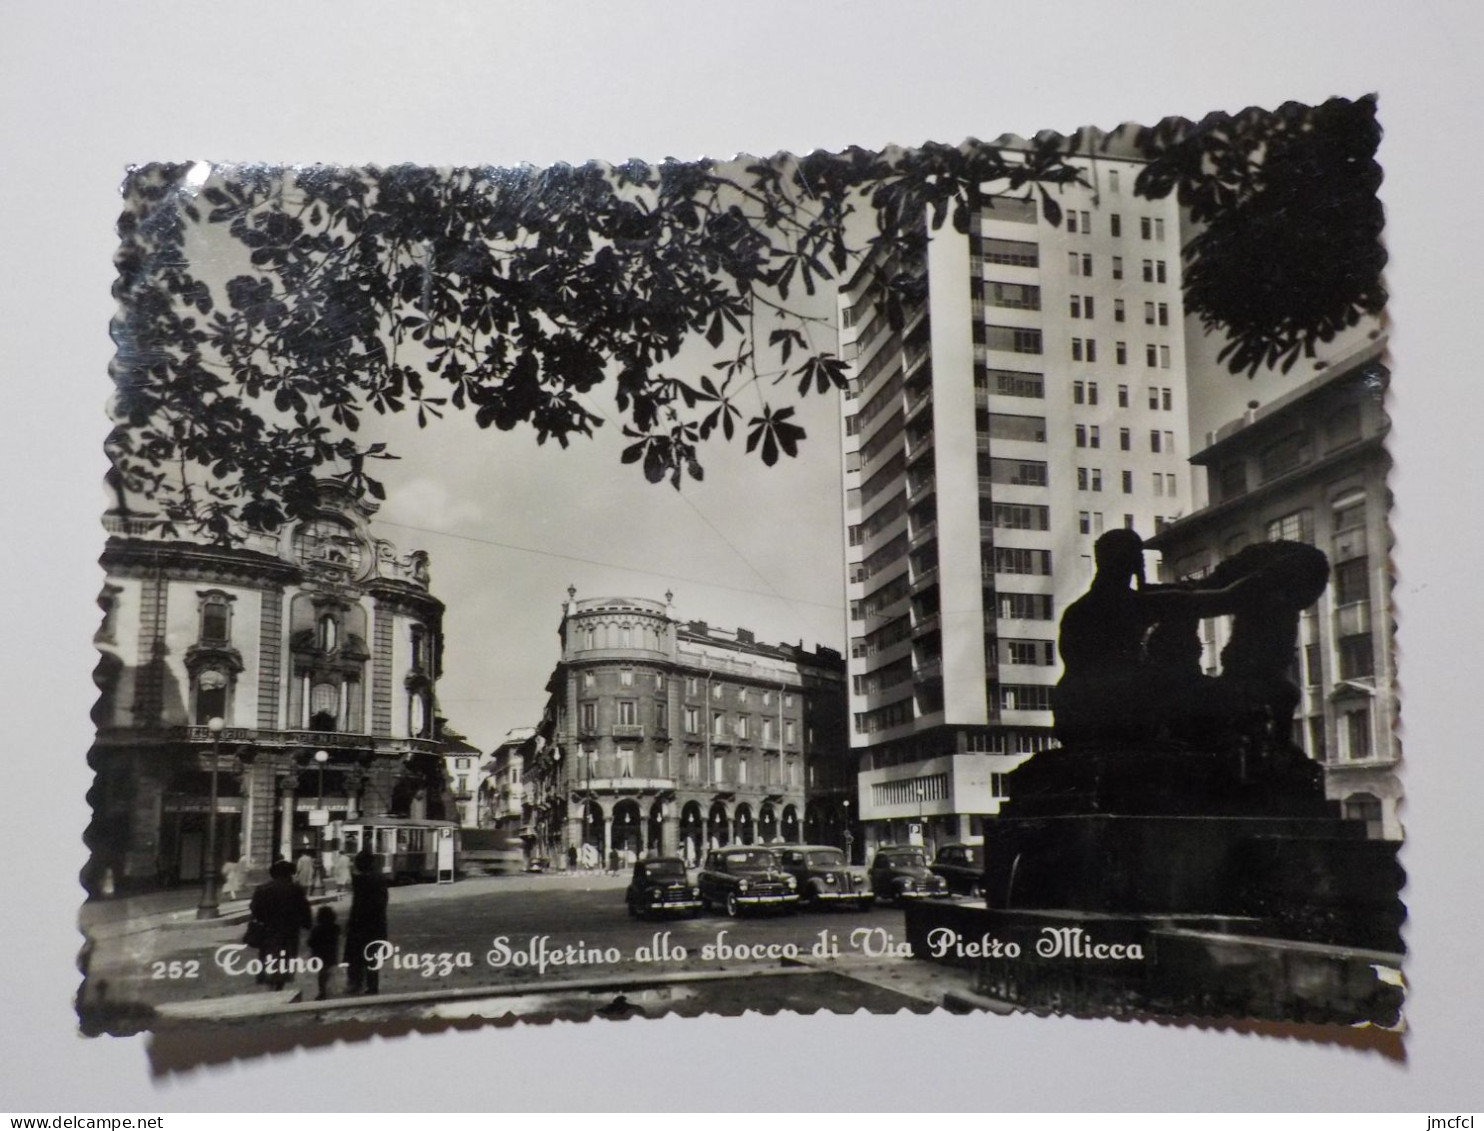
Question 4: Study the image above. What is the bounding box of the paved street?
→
[81,873,958,1021]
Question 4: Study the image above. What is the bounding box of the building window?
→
[1110,213,1121,237]
[199,592,233,644]
[1079,511,1090,534]
[712,711,727,736]
[1154,217,1166,241]
[1143,259,1154,282]
[1260,433,1311,481]
[1073,380,1085,404]
[620,668,634,686]
[1158,302,1169,327]
[1114,298,1125,323]
[617,699,638,726]
[580,702,597,733]
[994,547,1053,575]
[1115,341,1127,365]
[1149,429,1162,453]
[1000,684,1055,712]
[1342,792,1383,837]
[1109,169,1120,194]
[1144,301,1156,326]
[1343,711,1373,761]
[684,706,700,734]
[1146,344,1158,367]
[1140,216,1152,240]
[712,682,724,700]
[1338,634,1375,679]
[1119,427,1131,451]
[784,719,797,745]
[1265,509,1314,544]
[1005,639,1055,666]
[1160,345,1171,368]
[1121,470,1133,494]
[1305,643,1322,688]
[997,592,1054,620]
[1334,558,1370,606]
[1089,425,1100,448]
[735,715,749,740]
[1157,260,1167,283]
[1166,473,1177,497]
[583,671,596,690]
[1111,256,1123,280]
[1162,387,1173,411]
[1327,404,1363,449]
[1153,473,1164,496]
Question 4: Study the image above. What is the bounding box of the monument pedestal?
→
[905,745,1405,1024]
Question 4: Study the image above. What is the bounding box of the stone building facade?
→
[1146,342,1401,839]
[89,484,451,890]
[522,592,848,867]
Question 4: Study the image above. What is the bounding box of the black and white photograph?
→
[79,97,1405,1038]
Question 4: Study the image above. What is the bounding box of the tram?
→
[340,816,460,883]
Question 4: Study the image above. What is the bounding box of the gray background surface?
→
[2,0,1479,1111]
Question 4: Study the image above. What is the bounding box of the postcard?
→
[80,95,1402,1040]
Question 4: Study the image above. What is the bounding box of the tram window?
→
[379,828,396,854]
[343,830,360,853]
[397,828,410,852]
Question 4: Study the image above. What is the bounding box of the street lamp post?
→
[195,716,226,920]
[842,796,854,865]
[314,749,329,895]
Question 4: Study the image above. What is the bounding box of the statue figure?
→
[1053,530,1328,752]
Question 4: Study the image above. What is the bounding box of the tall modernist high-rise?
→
[837,145,1191,857]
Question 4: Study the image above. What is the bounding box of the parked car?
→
[625,857,702,919]
[869,845,950,903]
[774,845,874,911]
[930,841,986,897]
[697,847,799,917]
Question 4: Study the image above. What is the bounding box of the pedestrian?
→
[332,851,353,896]
[247,859,312,991]
[344,850,389,996]
[221,857,248,901]
[307,905,341,1001]
[566,845,577,873]
[608,848,620,875]
[295,849,318,894]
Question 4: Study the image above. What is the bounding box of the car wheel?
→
[725,893,742,918]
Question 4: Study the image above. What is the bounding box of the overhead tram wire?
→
[373,517,845,615]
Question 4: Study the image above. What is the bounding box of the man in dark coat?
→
[344,850,389,995]
[248,859,312,990]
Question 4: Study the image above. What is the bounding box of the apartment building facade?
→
[837,149,1192,856]
[1146,342,1400,839]
[521,591,848,866]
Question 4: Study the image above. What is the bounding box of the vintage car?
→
[774,844,874,910]
[625,857,702,918]
[868,845,950,903]
[697,847,799,917]
[930,841,986,897]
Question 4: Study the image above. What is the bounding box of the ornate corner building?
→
[89,484,453,891]
[521,592,851,866]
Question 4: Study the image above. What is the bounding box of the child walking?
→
[308,905,341,1001]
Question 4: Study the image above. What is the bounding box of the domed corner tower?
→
[546,592,681,864]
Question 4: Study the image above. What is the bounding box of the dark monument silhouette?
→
[904,530,1404,1025]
